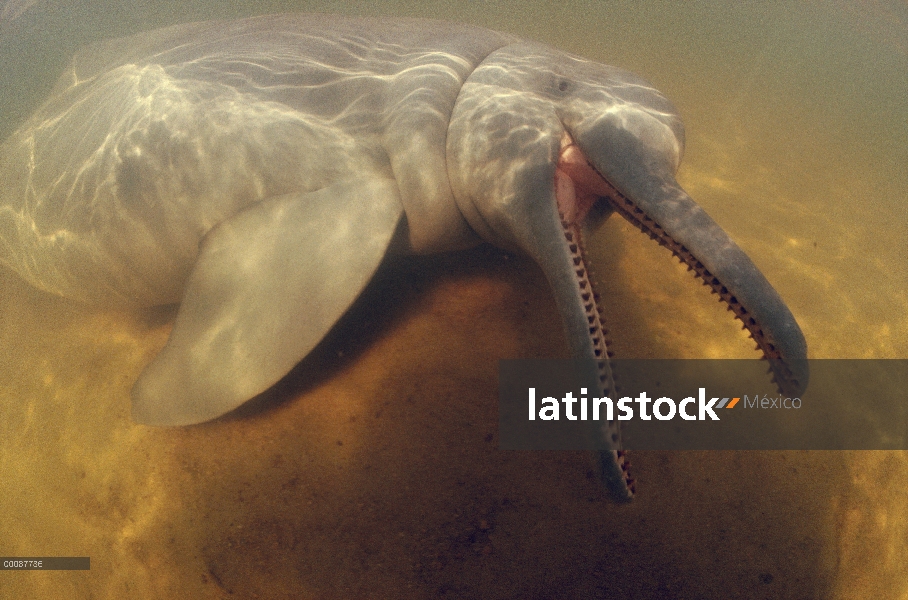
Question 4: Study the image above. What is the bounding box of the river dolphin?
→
[0,13,807,501]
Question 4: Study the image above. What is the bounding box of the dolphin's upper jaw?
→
[602,188,805,394]
[559,133,806,398]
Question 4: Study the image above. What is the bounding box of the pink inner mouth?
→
[555,135,614,226]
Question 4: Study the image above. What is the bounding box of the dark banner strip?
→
[0,557,90,570]
[499,359,908,450]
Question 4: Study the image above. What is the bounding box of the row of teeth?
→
[602,193,799,392]
[561,218,635,497]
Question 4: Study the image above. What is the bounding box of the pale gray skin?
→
[0,13,807,501]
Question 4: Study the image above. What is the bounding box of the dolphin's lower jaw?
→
[560,219,635,501]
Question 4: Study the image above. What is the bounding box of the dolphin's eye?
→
[558,80,570,92]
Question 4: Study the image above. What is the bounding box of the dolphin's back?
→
[0,14,515,306]
[63,14,514,119]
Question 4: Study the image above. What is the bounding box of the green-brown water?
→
[1,2,905,598]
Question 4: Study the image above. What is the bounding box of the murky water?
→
[1,2,905,598]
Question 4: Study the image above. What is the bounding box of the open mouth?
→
[553,133,806,501]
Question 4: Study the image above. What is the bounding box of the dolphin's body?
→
[0,13,807,501]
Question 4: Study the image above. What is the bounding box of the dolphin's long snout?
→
[576,119,808,394]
